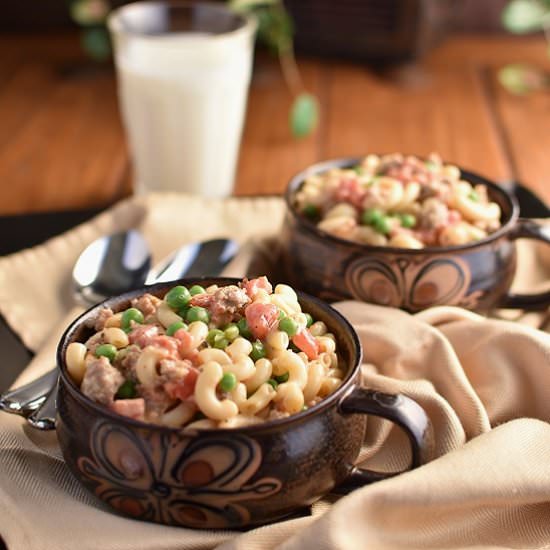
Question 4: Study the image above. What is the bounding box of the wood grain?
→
[0,33,548,214]
[234,56,324,196]
[323,61,512,183]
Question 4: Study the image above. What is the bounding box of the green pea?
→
[352,165,362,174]
[279,316,299,337]
[468,190,480,202]
[165,285,191,310]
[367,176,381,186]
[237,318,252,339]
[278,309,286,319]
[304,313,314,328]
[373,215,392,235]
[399,213,416,229]
[116,380,136,399]
[213,336,229,350]
[189,285,206,296]
[250,341,266,361]
[95,343,117,362]
[186,306,210,324]
[207,329,224,346]
[224,323,240,342]
[275,372,289,383]
[361,208,384,226]
[267,379,278,390]
[425,160,438,172]
[178,304,190,318]
[121,308,144,332]
[166,321,187,336]
[302,204,319,220]
[219,372,237,392]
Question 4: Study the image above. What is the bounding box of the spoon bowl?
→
[73,230,152,306]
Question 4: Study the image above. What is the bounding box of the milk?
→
[112,28,255,197]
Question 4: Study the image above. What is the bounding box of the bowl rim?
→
[284,155,520,254]
[57,277,363,435]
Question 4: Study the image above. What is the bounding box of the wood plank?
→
[323,58,512,184]
[234,55,324,195]
[474,40,550,203]
[0,33,548,213]
[490,78,550,203]
[428,35,550,202]
[0,62,129,215]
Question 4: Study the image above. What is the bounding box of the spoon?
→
[1,237,239,428]
[73,230,152,306]
[0,230,152,419]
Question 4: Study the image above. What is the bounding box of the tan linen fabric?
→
[0,195,550,550]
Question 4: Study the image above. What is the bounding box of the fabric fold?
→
[0,195,549,549]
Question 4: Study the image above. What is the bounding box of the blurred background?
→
[0,0,549,221]
[0,1,513,39]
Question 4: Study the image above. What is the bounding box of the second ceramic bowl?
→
[282,157,550,312]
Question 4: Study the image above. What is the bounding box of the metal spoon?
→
[0,230,151,419]
[73,230,152,306]
[1,237,239,428]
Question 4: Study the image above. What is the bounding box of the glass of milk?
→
[108,2,256,197]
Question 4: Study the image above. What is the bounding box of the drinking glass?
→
[108,1,256,197]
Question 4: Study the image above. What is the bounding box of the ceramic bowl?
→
[282,157,550,312]
[53,278,429,529]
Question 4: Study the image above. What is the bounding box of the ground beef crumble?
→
[81,356,124,405]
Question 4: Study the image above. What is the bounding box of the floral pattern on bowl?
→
[78,421,282,527]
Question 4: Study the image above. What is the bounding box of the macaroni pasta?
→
[66,276,344,428]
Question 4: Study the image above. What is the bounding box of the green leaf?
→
[70,0,109,26]
[501,0,548,33]
[229,0,278,12]
[81,27,111,62]
[290,93,319,138]
[255,4,293,53]
[498,63,547,94]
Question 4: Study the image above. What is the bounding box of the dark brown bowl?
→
[54,277,429,529]
[283,157,550,312]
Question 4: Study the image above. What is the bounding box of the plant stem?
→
[278,43,303,96]
[543,12,550,43]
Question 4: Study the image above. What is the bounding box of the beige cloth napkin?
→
[0,194,550,550]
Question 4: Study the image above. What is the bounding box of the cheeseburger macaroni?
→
[294,153,502,248]
[66,277,343,429]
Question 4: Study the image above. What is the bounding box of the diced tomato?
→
[333,178,366,208]
[244,277,273,299]
[292,329,320,360]
[128,325,159,348]
[245,302,279,340]
[447,210,462,225]
[151,335,179,357]
[110,398,145,420]
[164,367,199,401]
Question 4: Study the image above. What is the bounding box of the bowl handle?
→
[334,387,430,493]
[500,219,550,310]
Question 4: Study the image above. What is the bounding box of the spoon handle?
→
[27,378,58,430]
[0,306,84,419]
[0,368,58,417]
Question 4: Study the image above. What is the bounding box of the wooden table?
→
[0,32,549,215]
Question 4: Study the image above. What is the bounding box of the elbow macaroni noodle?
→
[66,277,345,429]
